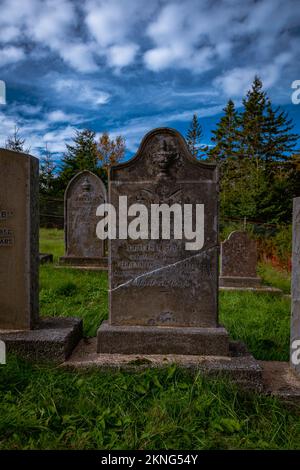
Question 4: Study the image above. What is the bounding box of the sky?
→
[0,0,299,161]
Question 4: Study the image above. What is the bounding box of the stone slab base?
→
[259,360,300,408]
[97,321,229,356]
[0,317,82,363]
[59,256,108,269]
[63,338,262,391]
[39,253,53,264]
[220,275,262,287]
[220,286,283,295]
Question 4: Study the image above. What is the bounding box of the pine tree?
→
[59,129,102,187]
[5,126,30,153]
[97,132,125,170]
[263,100,298,174]
[239,76,266,163]
[186,114,204,159]
[209,100,240,163]
[39,144,56,195]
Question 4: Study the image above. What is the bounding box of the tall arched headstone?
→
[97,128,229,355]
[59,170,107,268]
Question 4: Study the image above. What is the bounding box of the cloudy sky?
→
[0,0,299,160]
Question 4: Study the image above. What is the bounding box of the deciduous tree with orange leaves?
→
[97,132,126,170]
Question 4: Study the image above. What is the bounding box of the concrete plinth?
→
[0,317,82,363]
[59,256,108,269]
[219,276,262,288]
[97,321,229,356]
[64,338,263,391]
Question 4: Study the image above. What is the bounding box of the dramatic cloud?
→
[0,0,299,157]
[0,46,25,66]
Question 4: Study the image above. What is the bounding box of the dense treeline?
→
[186,77,299,225]
[5,76,299,228]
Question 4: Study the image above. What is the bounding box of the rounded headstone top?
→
[65,170,107,200]
[226,231,252,242]
[110,127,217,182]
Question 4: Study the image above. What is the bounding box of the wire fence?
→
[39,196,291,233]
[40,196,64,229]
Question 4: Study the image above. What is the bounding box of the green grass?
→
[258,262,291,294]
[0,228,297,450]
[39,228,64,261]
[40,266,108,337]
[0,357,299,450]
[220,291,290,361]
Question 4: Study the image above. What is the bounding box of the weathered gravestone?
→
[97,128,229,355]
[219,231,261,287]
[0,149,82,362]
[0,148,39,329]
[291,197,300,377]
[59,170,107,268]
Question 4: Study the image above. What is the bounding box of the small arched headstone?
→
[220,231,261,287]
[59,170,107,268]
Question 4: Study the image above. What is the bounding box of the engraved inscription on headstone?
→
[291,197,300,376]
[0,228,14,247]
[0,149,39,330]
[97,128,229,356]
[59,170,107,267]
[220,231,261,287]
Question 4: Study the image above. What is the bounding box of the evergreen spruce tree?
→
[59,129,103,187]
[209,99,239,163]
[239,76,266,163]
[39,144,56,195]
[5,126,29,153]
[186,114,204,159]
[263,100,298,174]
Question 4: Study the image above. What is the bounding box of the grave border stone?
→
[291,197,300,377]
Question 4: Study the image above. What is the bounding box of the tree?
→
[97,132,125,170]
[59,129,103,187]
[39,144,56,195]
[186,114,204,159]
[263,101,298,175]
[213,76,299,224]
[239,76,266,164]
[5,126,30,153]
[209,99,240,163]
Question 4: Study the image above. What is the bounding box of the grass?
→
[40,267,108,337]
[220,291,290,361]
[39,228,65,261]
[258,262,291,294]
[0,357,299,450]
[0,228,298,450]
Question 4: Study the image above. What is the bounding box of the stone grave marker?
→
[219,231,261,287]
[291,197,300,377]
[0,148,82,362]
[59,170,107,268]
[0,148,39,329]
[97,128,229,355]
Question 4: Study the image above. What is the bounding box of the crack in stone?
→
[110,245,217,293]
